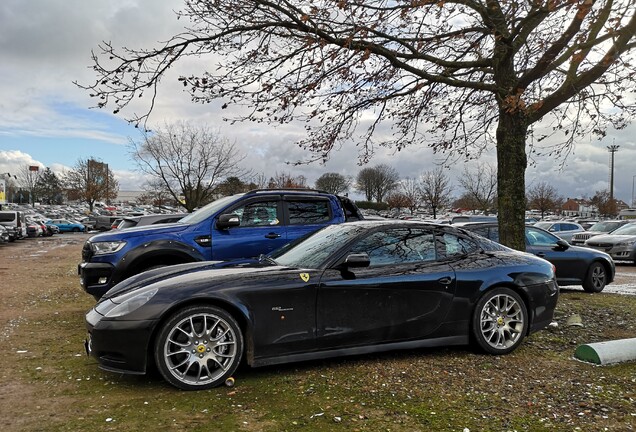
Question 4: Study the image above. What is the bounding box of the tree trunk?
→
[496,111,528,251]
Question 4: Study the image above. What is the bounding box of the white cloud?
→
[1,0,636,205]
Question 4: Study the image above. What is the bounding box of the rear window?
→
[287,200,331,225]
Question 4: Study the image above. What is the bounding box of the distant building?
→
[115,191,145,204]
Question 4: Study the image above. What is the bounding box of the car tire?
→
[72,227,80,232]
[582,262,606,293]
[154,305,243,390]
[472,287,528,355]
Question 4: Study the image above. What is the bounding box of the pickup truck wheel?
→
[582,262,606,293]
[154,305,243,390]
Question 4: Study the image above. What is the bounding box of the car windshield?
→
[609,223,636,236]
[178,194,243,225]
[588,221,624,232]
[534,222,552,230]
[272,223,369,269]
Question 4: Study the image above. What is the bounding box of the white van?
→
[0,211,27,240]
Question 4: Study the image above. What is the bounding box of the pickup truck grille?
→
[81,241,93,262]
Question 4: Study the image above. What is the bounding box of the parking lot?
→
[1,233,635,432]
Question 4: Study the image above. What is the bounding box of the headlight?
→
[617,240,636,247]
[91,241,126,255]
[104,287,158,318]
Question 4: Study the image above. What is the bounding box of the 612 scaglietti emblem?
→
[299,273,310,282]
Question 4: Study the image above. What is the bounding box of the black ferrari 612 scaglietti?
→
[85,221,559,390]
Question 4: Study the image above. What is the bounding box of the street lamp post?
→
[632,174,636,208]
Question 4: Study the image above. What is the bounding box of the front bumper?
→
[586,245,636,262]
[85,307,156,375]
[79,262,116,299]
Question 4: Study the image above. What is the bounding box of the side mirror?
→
[342,252,370,268]
[555,239,569,250]
[216,213,240,229]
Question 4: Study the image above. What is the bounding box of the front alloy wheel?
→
[472,288,528,355]
[155,305,243,390]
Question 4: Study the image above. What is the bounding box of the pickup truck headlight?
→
[104,287,158,318]
[91,241,126,255]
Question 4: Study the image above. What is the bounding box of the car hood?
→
[101,258,286,300]
[87,222,189,242]
[587,234,636,245]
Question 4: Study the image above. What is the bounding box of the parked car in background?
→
[585,222,636,264]
[533,221,585,243]
[46,219,86,233]
[85,220,559,390]
[570,220,631,246]
[0,210,27,240]
[459,222,615,292]
[91,216,122,231]
[45,222,60,235]
[26,219,44,237]
[115,213,185,230]
[0,225,10,243]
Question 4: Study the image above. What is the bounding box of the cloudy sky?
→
[1,0,635,205]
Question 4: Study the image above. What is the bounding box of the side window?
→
[233,201,280,228]
[438,232,479,258]
[527,227,558,246]
[488,227,500,243]
[469,226,489,238]
[287,200,331,225]
[349,228,436,266]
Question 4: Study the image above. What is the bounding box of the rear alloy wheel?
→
[155,305,243,390]
[472,288,528,355]
[582,262,606,293]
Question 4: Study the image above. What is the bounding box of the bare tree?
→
[315,172,351,195]
[79,1,636,250]
[140,178,174,206]
[590,189,617,216]
[459,163,498,215]
[420,168,453,219]
[63,158,119,211]
[527,181,563,219]
[16,165,42,206]
[399,177,422,215]
[355,164,400,203]
[267,172,307,188]
[386,192,414,212]
[129,121,247,212]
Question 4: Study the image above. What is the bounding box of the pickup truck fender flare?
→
[116,240,207,280]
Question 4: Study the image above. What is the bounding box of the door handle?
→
[265,233,281,239]
[536,253,545,257]
[438,277,453,285]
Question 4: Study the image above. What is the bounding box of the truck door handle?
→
[265,233,281,239]
[438,277,453,285]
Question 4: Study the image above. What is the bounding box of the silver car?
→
[570,220,631,246]
[585,222,636,263]
[534,221,585,243]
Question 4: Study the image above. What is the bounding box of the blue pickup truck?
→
[79,189,363,299]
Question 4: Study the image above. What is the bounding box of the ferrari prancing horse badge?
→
[299,273,310,282]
